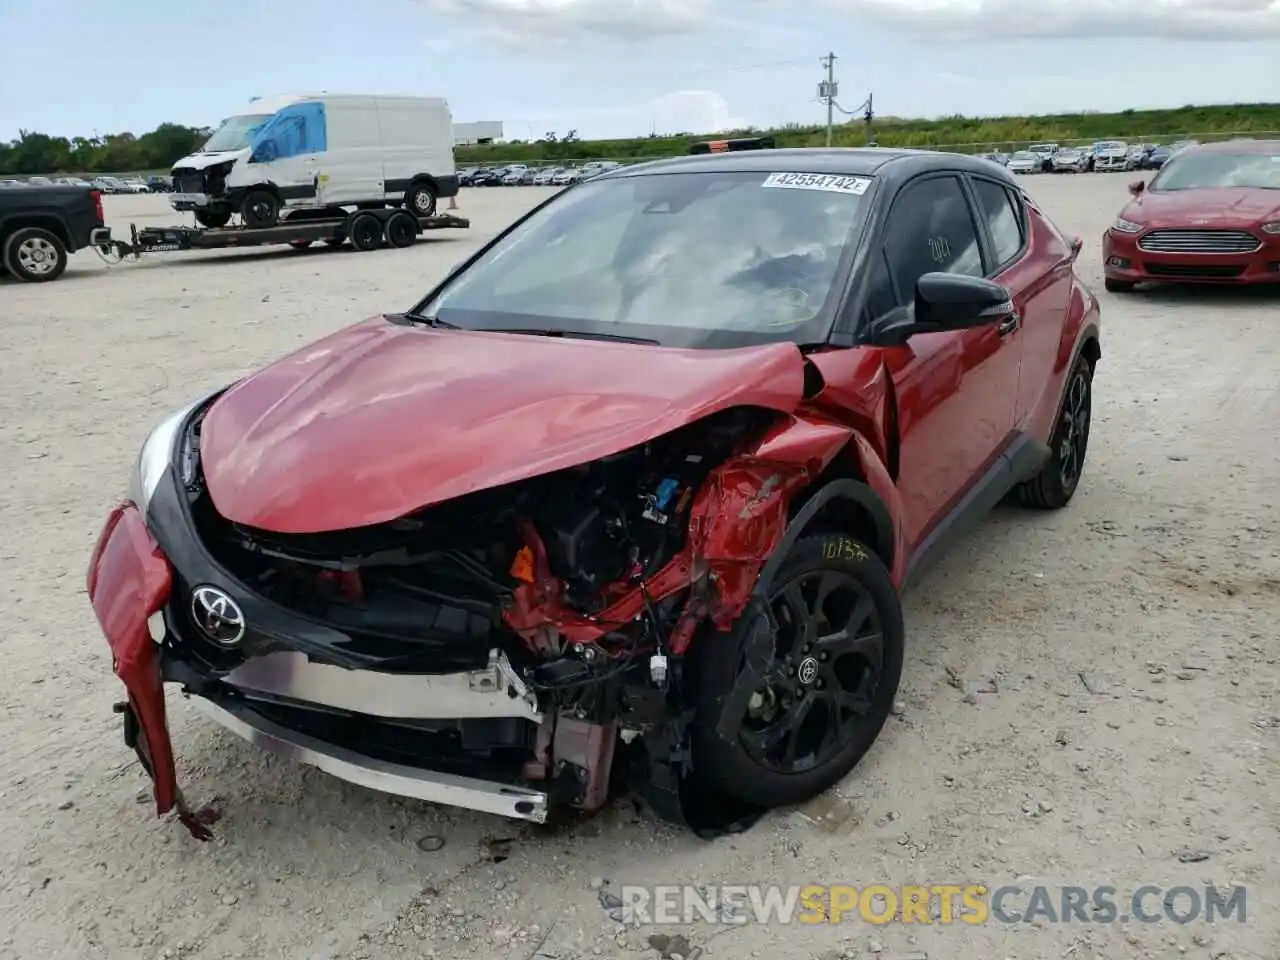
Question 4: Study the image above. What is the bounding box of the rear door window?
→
[970,178,1025,271]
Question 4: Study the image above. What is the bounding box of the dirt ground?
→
[1,175,1276,960]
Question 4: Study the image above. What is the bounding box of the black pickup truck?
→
[0,185,108,282]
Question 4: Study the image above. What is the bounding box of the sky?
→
[1,0,1278,143]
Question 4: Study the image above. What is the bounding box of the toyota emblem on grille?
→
[191,586,246,646]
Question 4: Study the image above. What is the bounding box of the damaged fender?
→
[86,503,211,840]
[504,411,857,655]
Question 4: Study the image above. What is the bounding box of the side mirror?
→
[1128,179,1145,196]
[251,141,277,164]
[877,273,1014,345]
[1069,235,1084,260]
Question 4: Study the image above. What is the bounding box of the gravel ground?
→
[1,175,1276,960]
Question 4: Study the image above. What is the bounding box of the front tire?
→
[1018,353,1093,510]
[690,534,904,808]
[194,205,232,229]
[2,227,68,282]
[241,190,281,229]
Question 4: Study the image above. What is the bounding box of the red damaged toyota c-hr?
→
[87,147,1101,840]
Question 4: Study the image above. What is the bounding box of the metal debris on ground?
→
[415,834,446,852]
[1175,848,1211,863]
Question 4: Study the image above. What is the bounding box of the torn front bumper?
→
[86,502,555,836]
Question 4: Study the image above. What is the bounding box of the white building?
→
[453,121,503,145]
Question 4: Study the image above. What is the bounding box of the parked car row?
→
[990,139,1201,175]
[0,174,171,193]
[457,160,624,187]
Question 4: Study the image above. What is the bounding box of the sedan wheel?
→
[691,533,904,808]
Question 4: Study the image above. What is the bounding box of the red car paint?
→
[89,175,1099,839]
[86,504,214,840]
[199,319,810,534]
[1103,144,1280,286]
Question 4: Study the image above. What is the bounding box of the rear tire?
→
[194,206,232,229]
[1104,277,1135,293]
[348,213,383,251]
[406,182,437,217]
[385,211,417,248]
[241,190,281,229]
[1018,353,1093,510]
[2,227,68,283]
[690,533,904,809]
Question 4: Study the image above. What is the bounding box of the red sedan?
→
[1103,139,1280,291]
[87,148,1101,840]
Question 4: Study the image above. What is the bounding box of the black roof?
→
[602,147,1017,188]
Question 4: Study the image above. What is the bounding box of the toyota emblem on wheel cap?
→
[191,586,246,646]
[797,656,819,686]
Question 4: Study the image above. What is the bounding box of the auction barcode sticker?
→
[762,172,872,194]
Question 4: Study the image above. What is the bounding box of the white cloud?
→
[822,0,1280,40]
[513,89,749,139]
[418,0,716,44]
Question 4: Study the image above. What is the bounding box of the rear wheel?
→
[690,534,904,808]
[385,211,417,248]
[406,182,437,217]
[348,213,383,251]
[194,205,232,229]
[3,227,68,282]
[1018,353,1093,509]
[1104,277,1135,293]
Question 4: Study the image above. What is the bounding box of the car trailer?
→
[92,207,469,263]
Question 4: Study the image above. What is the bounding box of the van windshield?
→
[202,113,273,153]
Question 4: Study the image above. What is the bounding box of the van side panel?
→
[314,97,386,205]
[376,98,458,201]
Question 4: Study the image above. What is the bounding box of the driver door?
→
[249,104,325,206]
[871,174,1022,551]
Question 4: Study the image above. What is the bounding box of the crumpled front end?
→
[87,388,868,838]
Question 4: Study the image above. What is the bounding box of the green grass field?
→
[455,102,1280,166]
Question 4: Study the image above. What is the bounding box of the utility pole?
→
[818,52,838,147]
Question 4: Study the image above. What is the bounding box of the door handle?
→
[997,312,1021,336]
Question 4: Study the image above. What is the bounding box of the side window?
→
[251,103,327,161]
[881,176,983,309]
[971,178,1025,269]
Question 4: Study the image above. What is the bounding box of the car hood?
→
[198,318,810,533]
[171,149,248,172]
[1126,188,1280,226]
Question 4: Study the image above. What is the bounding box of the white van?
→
[169,93,458,229]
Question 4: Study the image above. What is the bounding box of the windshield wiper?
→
[477,327,659,345]
[400,312,459,328]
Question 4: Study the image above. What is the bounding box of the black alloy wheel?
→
[1057,361,1091,493]
[1018,353,1094,509]
[744,569,886,774]
[690,534,904,808]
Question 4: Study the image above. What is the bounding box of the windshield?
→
[1150,152,1280,190]
[415,169,872,348]
[201,113,273,153]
